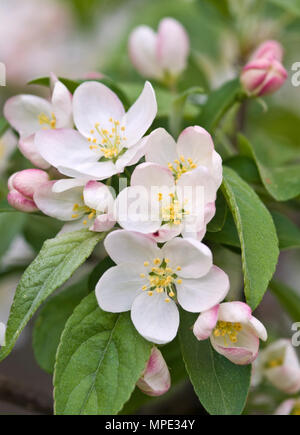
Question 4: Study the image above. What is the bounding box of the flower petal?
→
[52,178,88,193]
[177,126,214,168]
[51,80,73,128]
[115,137,148,172]
[218,301,252,324]
[131,162,174,190]
[137,347,171,397]
[211,338,258,365]
[177,266,229,312]
[90,213,115,232]
[11,169,49,199]
[96,263,144,313]
[248,316,267,342]
[83,180,114,212]
[131,291,179,344]
[129,26,163,79]
[7,189,38,212]
[19,134,51,169]
[4,95,52,138]
[73,81,125,138]
[104,230,161,265]
[193,305,220,340]
[145,128,177,167]
[121,81,157,147]
[274,399,297,416]
[162,237,212,279]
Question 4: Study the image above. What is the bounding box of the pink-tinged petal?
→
[145,128,177,167]
[211,339,259,365]
[265,366,300,394]
[248,316,267,341]
[177,266,229,313]
[83,180,114,212]
[104,229,161,265]
[251,40,283,62]
[258,61,288,96]
[51,80,73,128]
[116,186,161,234]
[131,291,179,344]
[19,134,51,169]
[150,223,182,243]
[274,399,297,416]
[96,263,144,312]
[121,81,157,147]
[137,347,171,397]
[10,169,49,199]
[129,26,163,80]
[33,180,84,221]
[218,301,252,324]
[193,305,220,341]
[177,165,217,205]
[176,125,214,168]
[90,213,115,232]
[211,151,223,189]
[162,237,212,279]
[157,18,189,76]
[52,178,88,193]
[4,95,52,138]
[73,81,125,138]
[7,189,38,212]
[115,137,148,172]
[131,162,174,190]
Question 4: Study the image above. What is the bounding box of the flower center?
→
[88,118,126,161]
[140,257,182,303]
[158,192,189,226]
[213,321,243,345]
[291,405,300,416]
[71,202,96,226]
[38,112,56,129]
[266,357,284,369]
[168,155,197,181]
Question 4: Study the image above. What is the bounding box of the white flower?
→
[255,339,300,394]
[35,81,157,181]
[116,161,217,242]
[4,75,73,168]
[129,18,189,82]
[96,230,229,344]
[137,347,171,397]
[274,398,300,415]
[193,302,267,365]
[145,126,222,190]
[34,178,116,233]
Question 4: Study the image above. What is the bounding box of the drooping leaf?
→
[238,134,300,201]
[179,310,251,415]
[33,277,90,374]
[221,166,279,309]
[271,210,300,251]
[54,293,151,415]
[0,229,104,361]
[269,280,300,323]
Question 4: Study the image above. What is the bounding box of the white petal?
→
[218,301,252,324]
[104,230,161,265]
[52,178,88,193]
[19,134,51,169]
[96,263,144,312]
[162,237,212,279]
[128,26,163,79]
[145,128,177,167]
[248,316,267,342]
[157,18,189,76]
[177,266,229,312]
[131,162,174,190]
[115,137,148,172]
[83,180,114,212]
[73,81,125,138]
[34,181,84,221]
[131,291,179,344]
[4,95,52,138]
[193,305,220,340]
[57,161,117,180]
[176,126,214,168]
[150,223,182,243]
[177,165,217,204]
[121,81,157,147]
[52,80,73,128]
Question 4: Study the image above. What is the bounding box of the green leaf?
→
[179,310,251,415]
[0,229,104,362]
[198,79,243,133]
[221,166,279,309]
[0,212,27,261]
[169,86,203,137]
[224,155,261,185]
[0,117,9,137]
[238,134,300,201]
[269,280,300,323]
[33,277,90,374]
[206,213,240,248]
[269,0,300,15]
[54,293,152,415]
[207,190,228,232]
[271,210,300,250]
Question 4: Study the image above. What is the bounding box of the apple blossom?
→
[255,339,300,394]
[145,127,222,190]
[0,129,17,175]
[116,162,217,242]
[4,76,73,168]
[137,347,171,397]
[240,40,287,97]
[193,302,267,365]
[35,81,157,181]
[96,230,229,344]
[129,18,189,83]
[34,179,116,233]
[7,169,49,212]
[274,398,300,416]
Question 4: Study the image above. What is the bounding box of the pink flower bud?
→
[251,40,283,62]
[136,347,171,397]
[7,169,49,212]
